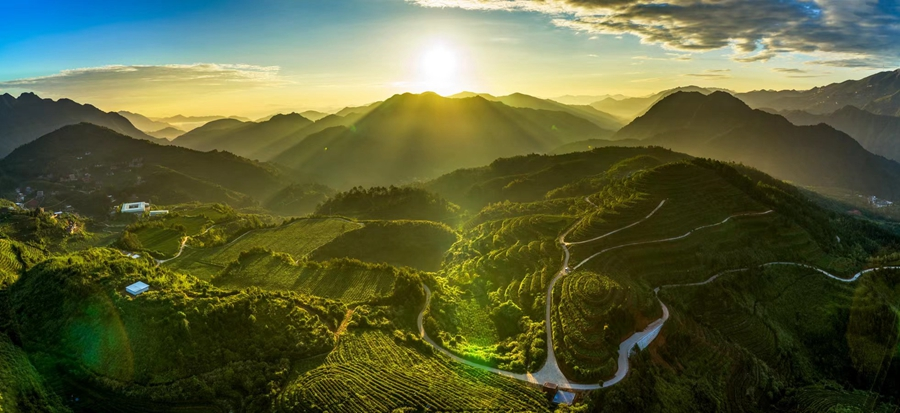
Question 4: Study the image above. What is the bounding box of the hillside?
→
[776,106,900,162]
[451,91,625,131]
[173,113,313,155]
[419,148,900,409]
[590,86,717,120]
[0,92,161,157]
[117,110,177,133]
[0,123,293,206]
[615,91,900,200]
[147,126,185,140]
[314,186,461,224]
[171,112,363,161]
[738,69,900,115]
[272,92,609,188]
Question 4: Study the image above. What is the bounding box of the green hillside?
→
[213,249,404,303]
[272,92,609,188]
[314,186,461,224]
[309,220,458,271]
[9,249,340,409]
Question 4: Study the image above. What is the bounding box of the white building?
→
[149,210,169,217]
[121,202,150,214]
[126,281,150,296]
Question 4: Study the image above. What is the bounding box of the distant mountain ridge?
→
[613,91,900,200]
[450,91,624,131]
[737,69,900,115]
[589,86,724,121]
[117,111,177,133]
[775,106,900,162]
[0,92,161,157]
[272,92,610,188]
[171,111,364,161]
[1,123,293,206]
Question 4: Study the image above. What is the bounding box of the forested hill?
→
[0,92,162,157]
[1,123,293,205]
[614,91,900,201]
[272,92,609,188]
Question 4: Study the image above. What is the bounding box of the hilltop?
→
[614,91,900,200]
[272,92,609,188]
[0,92,161,157]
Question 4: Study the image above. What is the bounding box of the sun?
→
[417,45,462,95]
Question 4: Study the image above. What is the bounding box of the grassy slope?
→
[308,220,458,272]
[212,251,399,303]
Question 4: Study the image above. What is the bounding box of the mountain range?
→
[449,91,625,131]
[611,91,900,200]
[737,69,900,115]
[270,92,610,188]
[0,93,161,157]
[774,105,900,162]
[588,86,720,120]
[0,123,297,207]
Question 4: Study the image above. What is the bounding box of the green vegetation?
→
[309,220,458,271]
[280,330,550,412]
[213,248,401,303]
[0,335,70,412]
[9,248,341,410]
[314,186,461,224]
[164,217,360,279]
[263,182,335,216]
[586,265,900,412]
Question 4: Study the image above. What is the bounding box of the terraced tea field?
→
[213,253,398,303]
[279,330,550,412]
[164,218,363,277]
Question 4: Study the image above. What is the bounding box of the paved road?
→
[415,198,900,391]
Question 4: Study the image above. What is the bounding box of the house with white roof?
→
[121,202,150,214]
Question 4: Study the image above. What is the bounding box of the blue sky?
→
[1,0,896,117]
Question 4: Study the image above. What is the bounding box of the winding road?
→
[416,195,900,391]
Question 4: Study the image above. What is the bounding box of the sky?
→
[1,0,898,118]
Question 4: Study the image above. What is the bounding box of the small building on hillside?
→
[121,202,150,214]
[149,210,169,217]
[126,281,149,296]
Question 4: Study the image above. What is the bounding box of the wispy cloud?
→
[0,63,285,96]
[409,0,900,64]
[773,68,807,74]
[685,69,732,79]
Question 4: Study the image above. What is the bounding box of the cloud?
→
[632,53,692,62]
[773,68,807,73]
[0,63,284,97]
[805,57,888,68]
[409,0,900,63]
[685,69,731,79]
